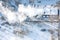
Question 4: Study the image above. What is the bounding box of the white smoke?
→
[0,2,27,24]
[0,1,57,24]
[0,2,44,24]
[0,2,17,23]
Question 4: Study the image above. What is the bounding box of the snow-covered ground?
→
[0,16,51,40]
[0,15,58,40]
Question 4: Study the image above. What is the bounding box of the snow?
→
[0,0,58,40]
[0,15,52,40]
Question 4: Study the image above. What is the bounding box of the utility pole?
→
[58,8,60,40]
